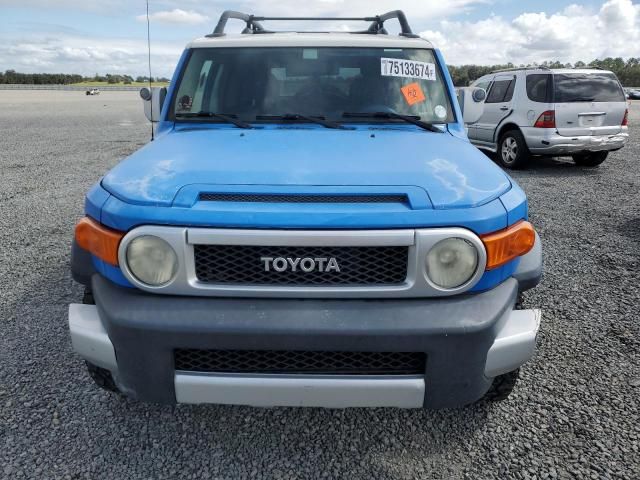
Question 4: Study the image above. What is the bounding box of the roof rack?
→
[208,10,419,38]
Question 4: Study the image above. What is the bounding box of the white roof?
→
[188,32,433,49]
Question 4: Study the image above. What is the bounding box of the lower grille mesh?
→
[174,350,426,375]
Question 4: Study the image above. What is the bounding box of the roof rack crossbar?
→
[209,10,419,37]
[253,16,379,21]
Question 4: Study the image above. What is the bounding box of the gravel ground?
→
[0,91,639,480]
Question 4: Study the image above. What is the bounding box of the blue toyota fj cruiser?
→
[69,11,542,409]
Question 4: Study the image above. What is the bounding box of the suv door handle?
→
[500,106,510,111]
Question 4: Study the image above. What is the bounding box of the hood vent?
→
[198,193,408,204]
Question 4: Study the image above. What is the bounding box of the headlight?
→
[426,238,479,289]
[125,236,178,286]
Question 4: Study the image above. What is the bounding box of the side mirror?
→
[140,87,167,122]
[456,87,486,125]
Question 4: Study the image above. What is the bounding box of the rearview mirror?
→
[456,87,486,125]
[140,87,167,123]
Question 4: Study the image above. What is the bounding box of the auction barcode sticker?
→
[381,58,437,81]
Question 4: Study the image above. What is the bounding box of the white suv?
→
[468,68,629,168]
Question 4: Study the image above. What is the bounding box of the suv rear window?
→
[553,73,625,103]
[526,74,552,103]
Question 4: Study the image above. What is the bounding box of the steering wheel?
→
[294,84,347,111]
[358,104,398,114]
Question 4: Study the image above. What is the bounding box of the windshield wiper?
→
[342,112,443,133]
[256,114,349,130]
[175,112,253,129]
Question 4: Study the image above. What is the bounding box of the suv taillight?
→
[534,110,556,128]
[622,109,628,126]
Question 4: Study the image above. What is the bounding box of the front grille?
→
[194,245,408,286]
[174,350,426,375]
[198,193,408,204]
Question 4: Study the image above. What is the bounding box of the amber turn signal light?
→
[481,221,536,270]
[75,217,124,266]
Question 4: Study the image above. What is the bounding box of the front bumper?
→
[69,234,542,409]
[523,128,628,155]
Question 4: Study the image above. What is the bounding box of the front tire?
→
[82,286,94,305]
[81,288,120,394]
[484,368,520,402]
[85,361,120,394]
[498,130,530,169]
[572,151,608,167]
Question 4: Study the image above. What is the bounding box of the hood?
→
[102,125,511,209]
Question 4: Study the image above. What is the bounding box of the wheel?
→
[81,289,119,394]
[572,151,608,167]
[85,361,120,393]
[484,368,520,402]
[82,286,94,305]
[515,293,524,310]
[498,130,530,169]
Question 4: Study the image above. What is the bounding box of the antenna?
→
[146,0,154,141]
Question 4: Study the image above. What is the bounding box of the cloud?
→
[237,0,486,20]
[1,0,638,77]
[137,9,209,25]
[270,0,486,34]
[0,0,487,77]
[0,0,487,22]
[0,33,183,77]
[128,0,488,34]
[0,0,130,13]
[421,0,640,65]
[148,0,487,23]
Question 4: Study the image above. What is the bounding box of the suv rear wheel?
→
[572,151,608,167]
[498,130,530,169]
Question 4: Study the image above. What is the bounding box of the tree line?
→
[0,71,171,85]
[0,71,84,85]
[1,57,639,86]
[448,57,640,87]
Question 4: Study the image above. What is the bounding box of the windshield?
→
[171,47,455,124]
[553,73,625,103]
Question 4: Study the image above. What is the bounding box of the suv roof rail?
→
[491,66,551,74]
[490,65,611,75]
[208,10,420,38]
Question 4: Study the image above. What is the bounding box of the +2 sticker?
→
[401,82,426,106]
[381,58,436,81]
